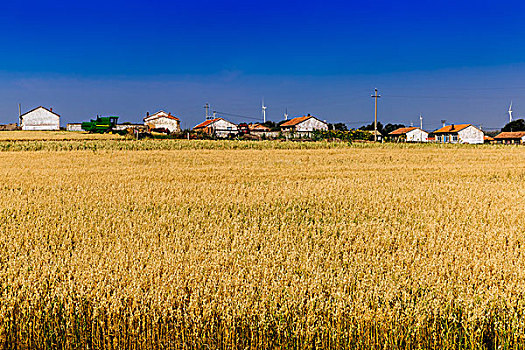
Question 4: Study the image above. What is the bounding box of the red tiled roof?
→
[280,116,312,127]
[494,131,525,139]
[194,118,221,129]
[388,127,418,135]
[484,135,495,141]
[144,111,179,122]
[249,123,270,131]
[433,124,471,133]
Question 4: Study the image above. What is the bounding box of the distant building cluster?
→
[2,103,525,144]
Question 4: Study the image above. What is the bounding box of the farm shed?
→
[66,123,83,131]
[432,124,484,144]
[388,127,428,142]
[194,118,238,138]
[494,131,525,144]
[144,111,181,133]
[280,115,328,136]
[20,106,60,131]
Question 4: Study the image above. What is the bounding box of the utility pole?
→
[371,88,381,142]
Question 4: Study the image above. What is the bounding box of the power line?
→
[212,111,261,121]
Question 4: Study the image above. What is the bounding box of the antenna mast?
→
[420,113,423,130]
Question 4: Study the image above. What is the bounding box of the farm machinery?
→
[81,116,121,133]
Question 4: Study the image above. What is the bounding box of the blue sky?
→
[1,0,525,129]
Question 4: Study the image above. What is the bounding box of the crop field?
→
[1,142,525,349]
[0,131,123,141]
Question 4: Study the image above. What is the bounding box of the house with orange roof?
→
[280,114,328,136]
[388,126,428,142]
[193,117,238,138]
[431,124,484,144]
[144,110,181,133]
[493,131,525,144]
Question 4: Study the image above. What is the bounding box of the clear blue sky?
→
[1,0,525,130]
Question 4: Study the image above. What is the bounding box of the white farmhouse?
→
[280,115,328,136]
[20,106,60,131]
[388,127,428,142]
[432,124,484,144]
[193,118,238,138]
[144,110,181,133]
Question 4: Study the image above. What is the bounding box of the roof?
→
[484,135,495,141]
[193,118,235,129]
[144,111,180,122]
[20,106,60,119]
[249,123,270,131]
[281,116,313,127]
[388,127,420,135]
[433,124,471,133]
[494,131,525,139]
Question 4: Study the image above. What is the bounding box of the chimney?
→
[50,107,52,112]
[146,112,149,117]
[450,124,454,131]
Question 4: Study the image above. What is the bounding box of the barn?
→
[144,111,181,133]
[388,127,428,142]
[193,118,238,138]
[432,124,484,144]
[20,106,60,131]
[280,115,328,136]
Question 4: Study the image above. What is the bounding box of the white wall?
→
[145,117,181,133]
[212,119,238,138]
[66,123,82,131]
[21,107,60,130]
[406,129,428,142]
[458,126,484,144]
[296,118,328,132]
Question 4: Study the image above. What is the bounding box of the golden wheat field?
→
[1,141,525,349]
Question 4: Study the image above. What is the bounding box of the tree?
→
[502,119,525,132]
[358,121,383,133]
[383,123,406,135]
[328,123,348,131]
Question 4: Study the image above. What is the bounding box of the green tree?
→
[502,119,525,132]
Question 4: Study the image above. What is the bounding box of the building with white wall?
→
[193,118,238,138]
[432,124,484,144]
[144,110,181,133]
[280,115,328,136]
[388,127,428,142]
[20,106,60,131]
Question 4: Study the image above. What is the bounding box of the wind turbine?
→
[284,107,289,121]
[261,99,267,123]
[419,113,423,130]
[509,101,513,123]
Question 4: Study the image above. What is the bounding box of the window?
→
[452,135,458,142]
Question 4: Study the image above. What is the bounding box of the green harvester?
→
[81,116,119,133]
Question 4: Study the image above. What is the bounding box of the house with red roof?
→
[280,114,328,136]
[494,131,525,144]
[388,127,428,142]
[193,118,238,138]
[431,124,484,144]
[144,110,181,133]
